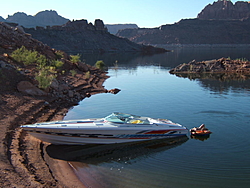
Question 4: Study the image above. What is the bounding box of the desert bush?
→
[95,60,105,70]
[85,71,91,79]
[51,60,64,69]
[236,57,248,61]
[55,50,64,59]
[36,55,47,69]
[35,69,55,89]
[70,54,81,64]
[11,46,39,65]
[11,46,27,63]
[70,70,77,77]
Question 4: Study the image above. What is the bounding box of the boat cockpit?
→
[104,112,151,124]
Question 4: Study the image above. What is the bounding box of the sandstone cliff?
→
[6,10,69,28]
[117,18,250,44]
[198,0,250,20]
[117,1,250,45]
[24,19,166,53]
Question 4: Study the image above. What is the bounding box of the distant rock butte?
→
[5,10,69,28]
[198,0,250,20]
[1,10,138,35]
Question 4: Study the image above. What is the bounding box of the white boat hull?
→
[28,131,188,145]
[21,113,189,145]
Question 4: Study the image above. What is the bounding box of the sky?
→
[1,0,238,28]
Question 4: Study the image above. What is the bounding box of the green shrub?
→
[36,55,47,69]
[236,57,248,61]
[35,69,55,89]
[52,60,64,69]
[55,51,64,59]
[85,71,90,79]
[25,51,38,65]
[11,46,39,66]
[70,70,77,77]
[11,47,65,90]
[11,46,26,63]
[95,60,105,70]
[70,54,81,64]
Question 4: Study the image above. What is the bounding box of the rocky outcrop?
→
[198,0,250,20]
[6,10,69,28]
[24,19,166,53]
[108,88,121,94]
[0,22,57,58]
[17,81,47,96]
[105,24,138,34]
[169,58,250,74]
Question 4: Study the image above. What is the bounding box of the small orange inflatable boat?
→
[190,124,212,136]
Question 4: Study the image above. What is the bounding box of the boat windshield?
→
[104,112,151,124]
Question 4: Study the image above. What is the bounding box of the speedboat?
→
[21,112,189,145]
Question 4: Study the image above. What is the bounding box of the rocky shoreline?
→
[169,58,250,75]
[0,58,112,187]
[0,21,119,187]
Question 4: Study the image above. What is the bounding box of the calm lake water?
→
[56,47,250,188]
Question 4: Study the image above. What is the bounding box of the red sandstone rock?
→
[17,81,47,96]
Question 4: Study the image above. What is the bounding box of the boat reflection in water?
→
[190,134,210,141]
[46,136,188,163]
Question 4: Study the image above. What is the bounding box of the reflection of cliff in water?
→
[173,73,250,93]
[79,52,166,67]
[79,51,192,69]
[46,136,188,164]
[78,47,250,69]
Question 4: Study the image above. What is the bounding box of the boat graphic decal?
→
[143,130,171,134]
[55,121,95,124]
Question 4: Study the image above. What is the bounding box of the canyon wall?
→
[117,1,250,45]
[23,19,165,53]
